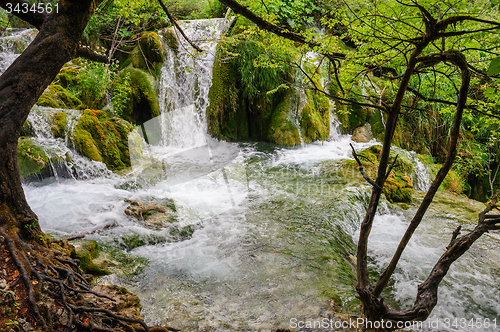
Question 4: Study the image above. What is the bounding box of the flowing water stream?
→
[2,24,498,331]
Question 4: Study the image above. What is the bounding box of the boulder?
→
[351,123,374,143]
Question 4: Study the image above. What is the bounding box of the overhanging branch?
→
[217,0,345,61]
[157,0,203,53]
[374,50,471,306]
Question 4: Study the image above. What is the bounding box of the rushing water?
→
[0,28,37,74]
[8,21,500,332]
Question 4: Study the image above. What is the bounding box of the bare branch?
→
[374,50,470,300]
[350,143,381,189]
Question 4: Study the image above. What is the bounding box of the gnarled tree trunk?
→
[0,0,106,239]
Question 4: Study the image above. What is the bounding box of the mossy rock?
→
[300,90,330,142]
[112,67,160,124]
[369,109,385,142]
[383,173,413,203]
[37,84,82,109]
[347,145,415,203]
[49,112,67,138]
[336,103,369,134]
[162,27,179,50]
[206,55,247,140]
[56,66,82,89]
[73,109,134,170]
[20,120,35,137]
[267,91,301,146]
[356,145,413,175]
[71,240,109,276]
[131,32,165,77]
[17,138,50,179]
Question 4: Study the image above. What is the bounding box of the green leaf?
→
[5,320,19,325]
[487,57,500,76]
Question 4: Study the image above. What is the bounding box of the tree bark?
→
[0,0,102,239]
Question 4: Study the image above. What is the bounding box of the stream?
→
[2,22,499,332]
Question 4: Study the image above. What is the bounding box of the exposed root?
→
[0,227,155,331]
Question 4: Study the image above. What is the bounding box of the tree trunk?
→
[0,0,101,240]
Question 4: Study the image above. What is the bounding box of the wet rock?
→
[351,123,374,143]
[124,198,176,227]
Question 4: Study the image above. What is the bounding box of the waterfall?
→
[412,157,431,191]
[24,107,111,180]
[392,147,431,191]
[0,28,37,74]
[158,19,227,149]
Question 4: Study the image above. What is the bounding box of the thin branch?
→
[350,143,381,189]
[157,0,203,52]
[374,50,470,299]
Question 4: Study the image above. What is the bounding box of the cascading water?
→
[0,28,37,74]
[7,20,499,332]
[25,107,112,180]
[158,19,227,149]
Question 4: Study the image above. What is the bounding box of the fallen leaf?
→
[20,308,28,315]
[12,270,19,278]
[5,257,10,262]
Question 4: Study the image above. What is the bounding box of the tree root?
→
[0,227,155,332]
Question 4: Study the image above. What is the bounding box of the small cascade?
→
[159,19,228,149]
[293,89,307,146]
[412,157,431,191]
[0,28,37,74]
[392,147,431,191]
[24,107,111,180]
[328,107,343,141]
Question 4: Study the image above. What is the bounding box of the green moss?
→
[383,173,413,203]
[71,240,109,276]
[369,109,385,141]
[351,145,414,203]
[300,90,330,142]
[100,245,150,276]
[56,67,81,89]
[17,138,50,178]
[112,67,159,124]
[207,56,247,140]
[20,120,35,137]
[336,102,369,134]
[49,112,67,138]
[73,109,134,170]
[37,84,82,109]
[131,32,165,77]
[268,91,301,146]
[163,27,179,50]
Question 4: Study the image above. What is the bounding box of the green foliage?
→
[78,60,114,110]
[111,67,159,124]
[487,57,500,76]
[112,70,132,118]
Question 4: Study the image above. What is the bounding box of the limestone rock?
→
[124,198,176,227]
[351,123,374,143]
